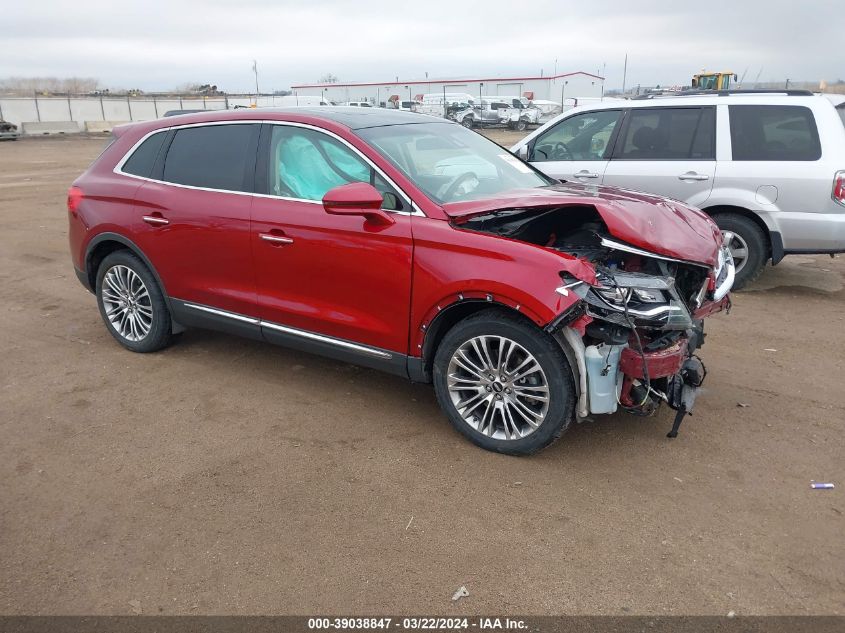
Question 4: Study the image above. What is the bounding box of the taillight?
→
[834,171,845,207]
[67,186,83,215]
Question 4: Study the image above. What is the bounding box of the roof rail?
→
[632,89,814,99]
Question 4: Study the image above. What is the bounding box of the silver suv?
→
[512,91,845,288]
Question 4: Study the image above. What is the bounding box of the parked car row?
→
[451,97,539,131]
[0,119,19,140]
[511,91,845,287]
[68,107,734,454]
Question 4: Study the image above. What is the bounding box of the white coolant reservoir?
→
[584,344,626,414]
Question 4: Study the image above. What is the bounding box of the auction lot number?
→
[308,618,473,629]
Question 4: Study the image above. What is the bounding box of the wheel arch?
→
[84,233,182,332]
[85,233,167,293]
[700,204,773,260]
[415,300,541,383]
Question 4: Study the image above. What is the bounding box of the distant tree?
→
[172,83,222,95]
[318,73,339,84]
[273,89,292,96]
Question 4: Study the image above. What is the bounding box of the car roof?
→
[150,106,444,130]
[567,92,828,111]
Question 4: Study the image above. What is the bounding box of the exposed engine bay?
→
[458,204,735,437]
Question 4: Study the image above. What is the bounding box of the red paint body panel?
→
[131,182,256,315]
[408,217,585,355]
[68,174,144,273]
[251,196,413,353]
[445,184,722,267]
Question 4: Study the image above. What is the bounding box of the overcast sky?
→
[1,0,841,92]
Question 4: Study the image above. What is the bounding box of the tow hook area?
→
[666,356,707,438]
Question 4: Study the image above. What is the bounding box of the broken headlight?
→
[588,271,693,330]
[595,286,666,305]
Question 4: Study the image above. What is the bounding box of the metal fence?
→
[0,94,290,130]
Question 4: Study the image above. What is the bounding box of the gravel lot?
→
[0,135,843,616]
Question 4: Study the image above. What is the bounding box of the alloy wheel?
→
[446,335,550,440]
[101,265,153,341]
[722,230,749,275]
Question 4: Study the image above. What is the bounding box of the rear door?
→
[602,106,716,206]
[130,122,260,317]
[526,109,623,183]
[719,103,832,251]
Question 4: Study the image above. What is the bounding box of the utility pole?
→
[601,62,606,99]
[621,54,628,95]
[252,60,260,100]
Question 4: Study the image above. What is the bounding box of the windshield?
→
[356,122,553,204]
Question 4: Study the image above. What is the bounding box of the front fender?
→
[409,217,589,356]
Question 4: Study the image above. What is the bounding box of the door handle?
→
[259,233,294,245]
[142,214,169,226]
[574,170,599,179]
[678,172,710,181]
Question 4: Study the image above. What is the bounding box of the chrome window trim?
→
[112,119,425,216]
[182,301,393,360]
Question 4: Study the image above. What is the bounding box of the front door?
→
[527,109,623,183]
[250,123,414,372]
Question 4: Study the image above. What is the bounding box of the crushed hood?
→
[444,184,722,267]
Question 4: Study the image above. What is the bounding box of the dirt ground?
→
[0,135,843,616]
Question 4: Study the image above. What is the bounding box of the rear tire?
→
[712,213,767,290]
[432,310,575,455]
[95,250,174,353]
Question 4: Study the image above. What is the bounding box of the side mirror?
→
[515,144,530,161]
[322,182,395,225]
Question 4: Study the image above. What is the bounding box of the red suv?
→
[68,108,733,454]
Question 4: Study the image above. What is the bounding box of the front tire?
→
[95,250,173,353]
[514,119,528,132]
[460,116,474,129]
[433,310,575,455]
[712,213,767,290]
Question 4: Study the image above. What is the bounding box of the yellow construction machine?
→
[691,71,738,90]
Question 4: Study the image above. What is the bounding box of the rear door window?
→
[614,107,715,160]
[729,105,821,161]
[162,124,259,191]
[121,131,167,177]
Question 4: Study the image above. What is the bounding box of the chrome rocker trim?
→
[182,301,393,360]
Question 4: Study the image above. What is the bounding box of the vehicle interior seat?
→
[629,126,660,158]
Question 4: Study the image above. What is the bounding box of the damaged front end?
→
[459,202,734,437]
